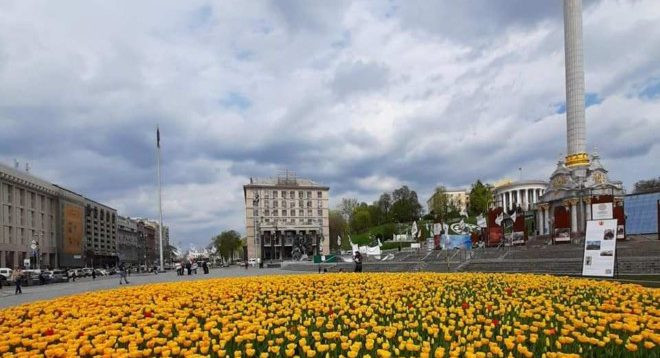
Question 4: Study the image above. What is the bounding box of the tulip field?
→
[0,273,658,357]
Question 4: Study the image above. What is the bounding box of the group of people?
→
[175,260,209,276]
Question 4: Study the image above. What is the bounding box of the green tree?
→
[350,207,372,234]
[338,198,359,221]
[430,186,450,223]
[390,185,422,223]
[328,210,347,251]
[211,230,243,263]
[468,180,493,216]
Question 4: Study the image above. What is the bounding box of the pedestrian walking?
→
[11,267,22,295]
[202,261,209,274]
[71,270,77,282]
[186,262,192,275]
[92,268,96,280]
[118,264,129,285]
[353,252,363,273]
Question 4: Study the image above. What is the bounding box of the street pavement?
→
[0,267,297,309]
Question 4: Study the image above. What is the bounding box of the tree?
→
[328,210,347,251]
[350,207,372,234]
[390,185,423,223]
[633,177,660,194]
[430,186,450,223]
[211,230,243,263]
[338,198,359,221]
[468,180,493,216]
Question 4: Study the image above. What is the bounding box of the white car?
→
[248,258,258,267]
[0,268,12,280]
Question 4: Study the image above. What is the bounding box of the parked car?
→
[81,268,94,277]
[94,268,108,276]
[248,258,258,267]
[51,269,69,282]
[68,269,83,278]
[0,268,12,281]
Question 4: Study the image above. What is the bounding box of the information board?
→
[582,219,618,277]
[591,202,613,220]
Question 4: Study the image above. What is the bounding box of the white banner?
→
[591,202,613,220]
[582,219,618,277]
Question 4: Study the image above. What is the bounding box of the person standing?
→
[353,252,363,273]
[11,267,22,295]
[202,261,209,274]
[92,268,96,280]
[118,264,129,285]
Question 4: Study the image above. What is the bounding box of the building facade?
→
[244,173,330,261]
[0,163,59,268]
[135,218,169,265]
[117,216,140,265]
[492,180,548,212]
[84,199,118,267]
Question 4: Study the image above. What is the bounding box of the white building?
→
[493,180,548,212]
[244,172,329,261]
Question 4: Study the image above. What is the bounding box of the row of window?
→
[85,205,116,223]
[261,218,321,225]
[262,199,323,209]
[0,184,55,213]
[0,226,55,246]
[265,190,323,200]
[254,209,324,217]
[1,205,55,231]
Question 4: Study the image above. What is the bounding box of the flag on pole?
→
[157,127,160,148]
[510,210,518,224]
[495,212,504,226]
[337,235,341,247]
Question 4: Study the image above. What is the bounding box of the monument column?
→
[570,199,578,233]
[563,0,589,167]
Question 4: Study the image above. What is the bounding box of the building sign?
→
[62,204,84,255]
[582,219,618,277]
[591,202,613,220]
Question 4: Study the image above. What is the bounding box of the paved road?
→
[0,267,297,309]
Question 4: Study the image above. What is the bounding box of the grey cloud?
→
[331,60,390,98]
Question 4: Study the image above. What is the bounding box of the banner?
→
[505,231,525,246]
[582,219,618,277]
[592,202,613,220]
[62,204,84,254]
[442,235,472,250]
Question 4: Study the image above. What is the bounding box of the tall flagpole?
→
[157,126,164,272]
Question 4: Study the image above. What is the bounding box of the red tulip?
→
[44,328,54,336]
[462,302,469,310]
[492,319,499,326]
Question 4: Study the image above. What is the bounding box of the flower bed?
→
[0,273,658,357]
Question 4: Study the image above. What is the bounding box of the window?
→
[31,192,36,208]
[299,199,304,208]
[273,190,278,198]
[253,209,258,216]
[307,201,312,208]
[273,201,278,208]
[290,201,295,208]
[318,201,322,208]
[289,191,294,199]
[299,209,304,217]
[273,210,278,217]
[282,210,287,217]
[19,189,25,206]
[40,195,45,211]
[281,190,286,198]
[318,209,322,216]
[20,208,25,225]
[308,209,312,217]
[317,191,322,198]
[307,191,311,198]
[299,191,303,199]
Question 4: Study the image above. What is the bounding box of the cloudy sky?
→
[1,0,658,248]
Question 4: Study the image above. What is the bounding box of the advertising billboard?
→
[582,219,618,277]
[62,203,84,255]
